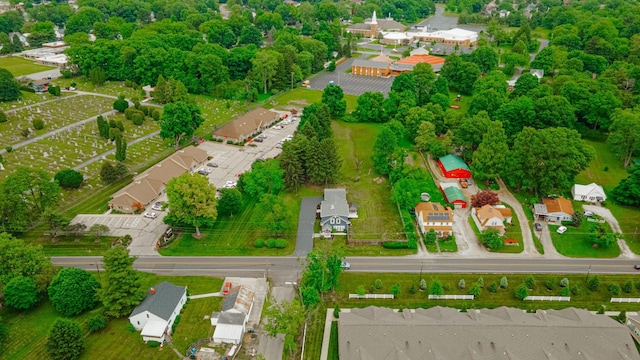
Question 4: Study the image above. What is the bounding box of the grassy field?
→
[0,273,222,360]
[0,56,55,76]
[448,90,471,113]
[549,222,620,258]
[328,321,339,360]
[0,90,71,111]
[55,77,142,99]
[172,297,222,354]
[273,88,359,113]
[575,139,640,253]
[501,203,524,253]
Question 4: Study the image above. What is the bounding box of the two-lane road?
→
[52,256,640,283]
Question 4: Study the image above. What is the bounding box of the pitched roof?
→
[352,59,390,69]
[221,285,254,315]
[542,197,574,215]
[438,154,470,172]
[443,186,466,203]
[415,202,452,222]
[475,204,504,224]
[130,282,186,321]
[321,188,349,218]
[397,54,445,66]
[347,23,371,31]
[214,108,279,139]
[370,54,394,63]
[573,183,606,198]
[113,178,163,205]
[339,306,640,360]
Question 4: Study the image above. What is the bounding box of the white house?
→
[572,183,606,203]
[129,282,187,343]
[212,286,255,345]
[472,204,512,236]
[414,202,453,237]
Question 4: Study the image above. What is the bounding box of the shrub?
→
[254,239,264,248]
[559,278,569,288]
[116,120,125,133]
[458,279,466,290]
[87,316,107,332]
[266,239,276,248]
[374,279,382,290]
[408,284,417,294]
[489,183,500,190]
[429,281,443,295]
[0,110,7,123]
[356,285,365,296]
[141,106,151,116]
[488,282,498,293]
[617,310,627,323]
[132,112,144,125]
[570,285,580,296]
[54,169,84,189]
[391,283,401,296]
[515,284,529,300]
[333,305,340,318]
[524,275,535,290]
[275,239,287,248]
[608,283,621,296]
[560,287,570,296]
[124,108,135,120]
[476,276,484,288]
[171,315,181,333]
[152,109,161,121]
[126,323,136,332]
[382,241,410,249]
[124,79,133,87]
[5,146,12,152]
[544,278,555,291]
[622,280,633,294]
[419,279,427,291]
[500,277,508,289]
[469,284,481,297]
[21,127,30,138]
[636,281,640,292]
[32,118,45,130]
[147,341,161,348]
[587,276,600,291]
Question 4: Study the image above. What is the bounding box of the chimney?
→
[150,287,156,295]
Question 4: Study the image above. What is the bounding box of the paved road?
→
[295,197,322,256]
[52,256,640,282]
[23,67,62,81]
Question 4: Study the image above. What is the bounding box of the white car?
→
[341,260,351,270]
[144,212,158,219]
[151,201,164,211]
[584,211,593,217]
[224,181,237,188]
[556,226,567,234]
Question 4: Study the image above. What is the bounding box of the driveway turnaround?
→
[295,197,322,257]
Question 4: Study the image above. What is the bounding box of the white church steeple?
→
[371,11,378,24]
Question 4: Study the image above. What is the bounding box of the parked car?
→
[534,223,542,231]
[634,264,640,270]
[556,226,568,234]
[459,179,469,188]
[584,211,593,217]
[224,180,237,188]
[275,143,282,149]
[151,201,164,211]
[207,162,218,167]
[253,138,263,142]
[341,260,351,270]
[222,282,232,295]
[144,212,158,219]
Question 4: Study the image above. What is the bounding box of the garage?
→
[438,154,471,179]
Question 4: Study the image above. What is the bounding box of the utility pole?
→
[291,71,294,90]
[585,264,592,283]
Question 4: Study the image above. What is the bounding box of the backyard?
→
[0,56,55,76]
[0,273,222,360]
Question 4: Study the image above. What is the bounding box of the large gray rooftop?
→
[339,306,640,360]
[129,281,186,321]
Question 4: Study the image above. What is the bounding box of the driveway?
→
[494,179,540,255]
[583,205,635,259]
[254,285,295,360]
[295,197,322,257]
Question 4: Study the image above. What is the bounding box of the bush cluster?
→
[382,241,411,249]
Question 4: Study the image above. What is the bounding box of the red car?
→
[222,282,232,295]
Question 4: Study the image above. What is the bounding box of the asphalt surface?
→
[294,197,322,256]
[310,59,394,96]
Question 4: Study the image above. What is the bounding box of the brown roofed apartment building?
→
[109,146,207,213]
[213,107,279,143]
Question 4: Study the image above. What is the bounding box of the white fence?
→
[611,298,640,303]
[349,294,394,299]
[428,295,475,300]
[524,296,571,301]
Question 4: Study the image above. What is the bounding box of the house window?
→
[330,217,335,224]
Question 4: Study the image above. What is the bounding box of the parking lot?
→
[310,59,394,96]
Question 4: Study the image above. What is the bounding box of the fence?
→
[524,296,571,301]
[428,295,475,300]
[349,294,394,299]
[611,298,640,303]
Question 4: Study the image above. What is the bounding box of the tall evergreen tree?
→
[47,319,85,360]
[97,246,145,318]
[115,132,127,161]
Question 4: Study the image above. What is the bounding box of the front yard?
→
[549,221,620,258]
[0,56,56,76]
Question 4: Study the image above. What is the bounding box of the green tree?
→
[254,194,288,237]
[371,125,399,175]
[353,91,386,122]
[165,173,218,237]
[45,211,69,239]
[89,67,107,86]
[97,246,145,318]
[611,166,640,207]
[515,284,529,300]
[413,63,436,105]
[414,121,437,152]
[4,276,38,310]
[298,103,332,140]
[252,50,282,94]
[160,102,204,149]
[0,68,21,101]
[471,121,509,183]
[217,188,243,217]
[510,73,539,98]
[533,95,576,128]
[301,247,344,294]
[239,26,263,47]
[47,319,85,360]
[48,267,100,316]
[479,229,503,251]
[100,161,128,184]
[307,138,341,185]
[153,75,170,104]
[0,233,53,292]
[264,299,305,356]
[500,277,508,289]
[240,159,285,198]
[54,169,84,189]
[607,109,640,168]
[524,275,535,289]
[113,95,129,112]
[279,137,307,191]
[530,47,554,75]
[429,280,443,295]
[494,96,536,140]
[470,46,499,74]
[587,276,600,291]
[115,132,127,161]
[321,84,346,117]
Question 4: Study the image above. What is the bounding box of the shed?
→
[438,154,471,178]
[441,185,467,208]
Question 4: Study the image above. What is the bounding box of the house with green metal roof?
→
[438,154,471,178]
[441,183,467,208]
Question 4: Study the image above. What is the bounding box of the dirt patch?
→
[373,177,386,184]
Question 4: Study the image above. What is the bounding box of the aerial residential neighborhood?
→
[1,0,640,359]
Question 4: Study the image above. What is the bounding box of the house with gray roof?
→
[339,306,640,360]
[211,286,255,345]
[129,281,187,343]
[319,189,355,236]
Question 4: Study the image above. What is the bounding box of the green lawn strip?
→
[159,199,295,256]
[272,88,358,113]
[0,56,56,76]
[438,238,458,252]
[333,273,640,311]
[172,297,222,354]
[54,77,142,99]
[575,139,640,253]
[302,307,327,360]
[549,222,620,258]
[500,203,524,254]
[39,236,112,256]
[328,321,339,360]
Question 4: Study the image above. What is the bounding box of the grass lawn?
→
[0,56,55,76]
[549,222,620,258]
[272,88,358,113]
[575,139,640,253]
[0,91,70,111]
[501,203,524,253]
[0,273,222,360]
[54,77,142,99]
[37,235,113,256]
[448,91,471,113]
[172,297,222,354]
[328,321,339,360]
[438,238,458,252]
